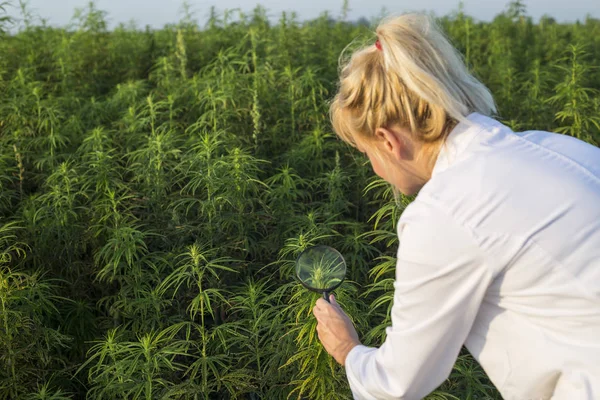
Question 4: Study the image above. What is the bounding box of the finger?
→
[314,312,325,325]
[330,294,338,305]
[314,309,330,323]
[315,298,329,308]
[330,295,345,313]
[314,311,324,322]
[313,305,325,318]
[331,295,344,311]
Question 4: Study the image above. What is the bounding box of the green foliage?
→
[547,44,600,143]
[0,1,598,398]
[0,223,71,399]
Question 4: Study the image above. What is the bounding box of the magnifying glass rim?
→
[294,244,347,293]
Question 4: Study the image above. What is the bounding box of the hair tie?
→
[375,39,382,51]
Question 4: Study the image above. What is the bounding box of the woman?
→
[312,13,600,400]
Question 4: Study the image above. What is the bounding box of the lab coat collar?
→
[431,112,504,176]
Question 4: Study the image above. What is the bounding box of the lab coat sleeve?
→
[345,201,493,400]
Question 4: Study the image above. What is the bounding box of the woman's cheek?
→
[367,153,390,183]
[374,163,390,184]
[370,158,383,177]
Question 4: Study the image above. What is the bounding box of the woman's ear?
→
[375,126,408,160]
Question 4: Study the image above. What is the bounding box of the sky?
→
[5,0,600,30]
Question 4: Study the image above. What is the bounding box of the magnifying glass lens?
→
[295,245,346,301]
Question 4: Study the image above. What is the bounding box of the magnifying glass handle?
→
[323,291,330,303]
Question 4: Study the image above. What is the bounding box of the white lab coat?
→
[345,113,600,400]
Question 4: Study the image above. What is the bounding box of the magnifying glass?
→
[295,245,347,302]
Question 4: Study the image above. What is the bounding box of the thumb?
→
[330,294,338,305]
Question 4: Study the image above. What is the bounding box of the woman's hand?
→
[313,294,361,365]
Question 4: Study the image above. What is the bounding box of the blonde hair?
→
[330,13,496,148]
